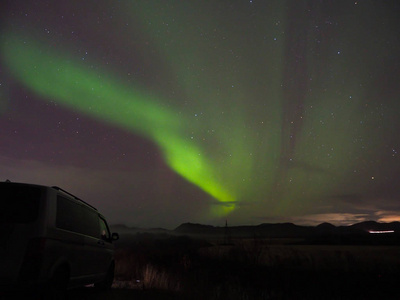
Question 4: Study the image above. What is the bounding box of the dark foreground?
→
[3,233,400,299]
[3,275,400,300]
[2,271,400,300]
[71,287,180,300]
[112,234,400,299]
[0,287,180,300]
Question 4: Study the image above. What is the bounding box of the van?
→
[0,181,119,294]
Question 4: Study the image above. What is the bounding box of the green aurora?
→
[1,1,397,224]
[1,33,236,216]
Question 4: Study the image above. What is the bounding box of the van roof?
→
[52,186,98,211]
[1,180,98,211]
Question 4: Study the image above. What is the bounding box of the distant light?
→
[368,230,394,234]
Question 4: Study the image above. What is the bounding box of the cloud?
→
[253,212,369,226]
[374,210,400,223]
[286,213,370,226]
[325,193,400,214]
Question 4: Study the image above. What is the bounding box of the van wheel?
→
[46,266,69,299]
[94,263,114,290]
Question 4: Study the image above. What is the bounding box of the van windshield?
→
[0,184,41,223]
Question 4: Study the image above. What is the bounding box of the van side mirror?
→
[111,232,119,241]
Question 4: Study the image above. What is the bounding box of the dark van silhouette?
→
[0,181,119,295]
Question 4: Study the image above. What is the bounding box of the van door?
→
[56,196,94,278]
[89,216,114,275]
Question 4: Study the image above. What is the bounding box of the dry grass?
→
[113,235,400,299]
[199,240,400,273]
[142,264,181,291]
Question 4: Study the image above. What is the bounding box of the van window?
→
[56,196,99,238]
[0,185,40,223]
[99,217,110,241]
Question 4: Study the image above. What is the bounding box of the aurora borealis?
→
[1,1,400,228]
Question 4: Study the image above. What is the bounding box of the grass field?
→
[113,234,400,299]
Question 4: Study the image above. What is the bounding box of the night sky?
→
[1,1,400,228]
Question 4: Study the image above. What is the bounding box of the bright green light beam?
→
[1,33,235,216]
